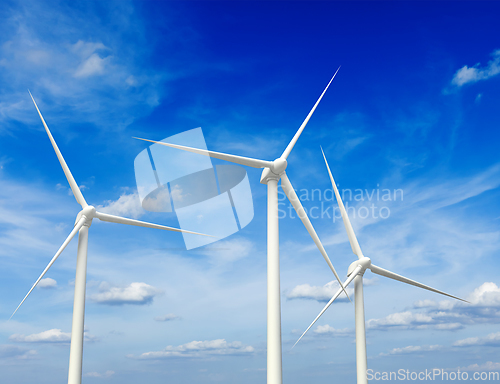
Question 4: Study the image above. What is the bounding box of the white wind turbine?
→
[134,69,348,384]
[293,148,468,384]
[11,92,211,384]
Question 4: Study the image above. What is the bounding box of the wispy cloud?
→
[89,282,162,305]
[286,280,352,303]
[154,313,180,322]
[453,332,500,347]
[313,325,353,336]
[0,0,163,132]
[0,345,37,359]
[451,49,500,87]
[320,112,371,160]
[84,370,115,378]
[315,162,500,282]
[9,328,99,344]
[460,361,500,371]
[367,311,432,330]
[199,238,255,265]
[367,282,500,332]
[130,339,254,359]
[9,328,98,344]
[379,344,443,356]
[286,278,377,303]
[72,41,111,78]
[10,328,71,343]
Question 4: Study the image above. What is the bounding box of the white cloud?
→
[10,328,70,343]
[72,40,111,78]
[286,280,353,303]
[74,53,111,78]
[84,370,115,378]
[37,277,57,289]
[451,49,500,87]
[200,238,255,264]
[380,344,442,356]
[434,323,464,330]
[313,325,352,336]
[367,311,436,330]
[461,361,500,371]
[90,282,162,305]
[130,339,254,359]
[97,191,144,219]
[419,282,500,323]
[9,329,97,343]
[453,332,500,347]
[467,282,500,306]
[71,40,108,59]
[0,2,164,132]
[413,282,498,312]
[170,184,186,203]
[0,345,37,359]
[154,314,180,322]
[368,282,500,332]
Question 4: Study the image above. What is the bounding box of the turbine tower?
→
[294,148,468,384]
[12,93,211,384]
[135,69,348,384]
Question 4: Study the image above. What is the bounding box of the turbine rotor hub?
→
[347,256,371,276]
[271,158,287,174]
[75,205,96,227]
[260,158,288,184]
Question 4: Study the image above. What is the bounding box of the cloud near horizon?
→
[154,313,180,322]
[9,328,98,343]
[379,344,443,357]
[130,339,255,359]
[0,344,37,359]
[453,332,500,348]
[367,282,500,332]
[84,370,115,378]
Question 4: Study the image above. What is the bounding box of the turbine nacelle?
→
[347,256,370,276]
[75,205,96,227]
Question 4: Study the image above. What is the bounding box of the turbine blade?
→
[134,137,272,169]
[321,147,363,259]
[281,173,350,302]
[369,264,468,303]
[95,211,215,237]
[28,91,88,208]
[292,265,361,349]
[10,217,87,319]
[281,67,340,160]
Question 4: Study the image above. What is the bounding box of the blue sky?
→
[1,1,500,383]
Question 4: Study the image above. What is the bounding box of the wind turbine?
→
[12,92,211,384]
[293,148,468,384]
[134,69,348,384]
